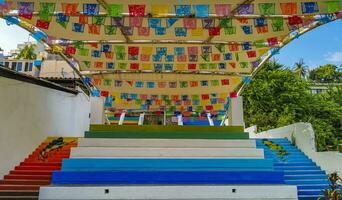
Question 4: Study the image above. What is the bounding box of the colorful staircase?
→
[0,137,77,200]
[256,138,329,200]
[39,126,298,200]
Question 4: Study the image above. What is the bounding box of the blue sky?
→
[0,18,341,69]
[273,20,342,69]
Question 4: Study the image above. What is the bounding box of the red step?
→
[15,166,60,171]
[24,159,64,163]
[0,190,39,196]
[0,180,50,185]
[0,185,40,191]
[20,162,61,167]
[30,151,71,156]
[4,175,51,180]
[9,171,53,176]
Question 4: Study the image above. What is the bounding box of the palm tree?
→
[294,58,308,79]
[16,44,37,60]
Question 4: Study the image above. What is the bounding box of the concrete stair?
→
[0,137,77,199]
[257,138,329,200]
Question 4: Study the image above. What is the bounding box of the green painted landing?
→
[86,125,248,139]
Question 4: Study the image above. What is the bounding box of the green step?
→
[90,125,244,132]
[85,131,249,139]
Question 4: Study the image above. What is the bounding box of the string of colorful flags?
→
[92,89,237,112]
[91,78,233,88]
[3,1,340,18]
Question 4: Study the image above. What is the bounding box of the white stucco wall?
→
[90,97,105,125]
[0,77,90,178]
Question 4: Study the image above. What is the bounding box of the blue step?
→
[274,162,316,166]
[285,180,330,185]
[61,158,274,171]
[297,184,330,190]
[285,174,327,180]
[284,170,326,175]
[298,195,324,200]
[52,171,285,185]
[257,138,328,200]
[298,190,325,196]
[275,166,321,170]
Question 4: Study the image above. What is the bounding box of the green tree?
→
[243,61,342,151]
[309,64,342,83]
[16,44,37,60]
[294,58,308,78]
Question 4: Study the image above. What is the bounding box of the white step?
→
[78,138,256,148]
[70,147,264,158]
[40,185,297,200]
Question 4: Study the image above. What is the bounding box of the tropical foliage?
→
[309,64,342,83]
[243,61,342,151]
[16,44,37,60]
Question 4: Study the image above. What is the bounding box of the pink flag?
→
[129,17,143,27]
[215,4,231,16]
[183,18,197,29]
[138,27,150,36]
[187,46,198,55]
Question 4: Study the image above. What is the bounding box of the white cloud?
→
[325,52,342,63]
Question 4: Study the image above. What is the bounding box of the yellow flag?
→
[141,63,152,70]
[176,63,186,70]
[258,48,269,56]
[231,77,242,85]
[219,93,228,98]
[191,28,203,36]
[142,47,153,55]
[213,104,222,111]
[151,5,169,17]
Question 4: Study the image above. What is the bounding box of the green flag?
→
[180,81,188,88]
[271,17,284,32]
[73,41,85,49]
[108,4,123,17]
[224,27,236,35]
[209,63,217,70]
[240,62,249,68]
[114,45,125,54]
[201,54,210,62]
[211,80,220,86]
[92,16,106,25]
[254,40,267,48]
[215,44,225,53]
[326,1,340,13]
[199,63,208,69]
[105,25,117,35]
[82,61,91,69]
[118,63,127,69]
[39,3,55,22]
[191,95,199,100]
[103,79,112,86]
[78,48,89,56]
[258,3,275,15]
[219,18,232,28]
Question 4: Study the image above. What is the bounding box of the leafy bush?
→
[243,61,342,151]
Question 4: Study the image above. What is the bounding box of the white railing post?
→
[138,112,145,125]
[207,113,214,126]
[118,111,126,125]
[177,115,183,126]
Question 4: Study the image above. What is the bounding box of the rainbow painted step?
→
[85,125,248,139]
[78,138,256,148]
[70,147,264,158]
[61,158,274,171]
[51,171,285,185]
